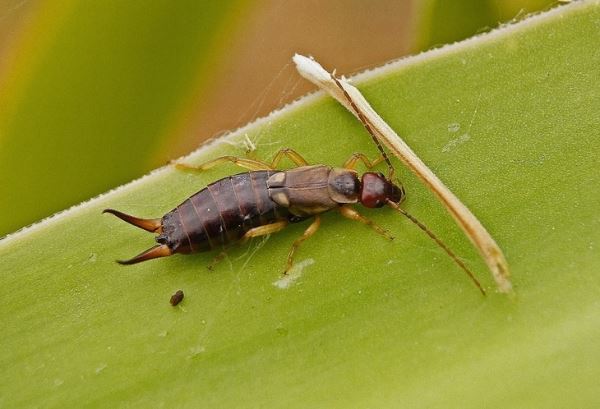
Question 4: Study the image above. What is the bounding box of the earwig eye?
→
[387,183,405,204]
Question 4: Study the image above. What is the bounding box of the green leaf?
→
[2,2,600,407]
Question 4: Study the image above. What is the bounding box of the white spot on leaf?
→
[272,259,315,289]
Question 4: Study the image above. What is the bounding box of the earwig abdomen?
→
[158,171,289,255]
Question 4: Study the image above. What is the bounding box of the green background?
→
[2,2,600,407]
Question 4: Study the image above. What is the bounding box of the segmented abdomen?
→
[157,171,287,254]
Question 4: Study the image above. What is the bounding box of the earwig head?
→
[360,172,405,208]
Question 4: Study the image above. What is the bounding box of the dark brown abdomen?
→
[157,171,288,254]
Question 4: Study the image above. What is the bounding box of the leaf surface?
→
[2,2,600,407]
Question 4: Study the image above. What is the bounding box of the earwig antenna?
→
[331,74,396,179]
[386,199,486,296]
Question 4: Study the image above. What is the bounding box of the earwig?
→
[104,75,485,295]
[104,147,485,295]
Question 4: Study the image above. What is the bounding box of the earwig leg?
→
[241,220,289,242]
[338,205,394,241]
[284,216,321,275]
[207,251,228,271]
[117,244,172,265]
[269,148,309,168]
[343,153,385,170]
[174,148,309,173]
[174,156,273,172]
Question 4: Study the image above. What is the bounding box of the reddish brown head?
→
[359,172,405,208]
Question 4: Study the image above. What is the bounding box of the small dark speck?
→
[170,290,184,306]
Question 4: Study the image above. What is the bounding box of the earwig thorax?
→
[327,168,360,204]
